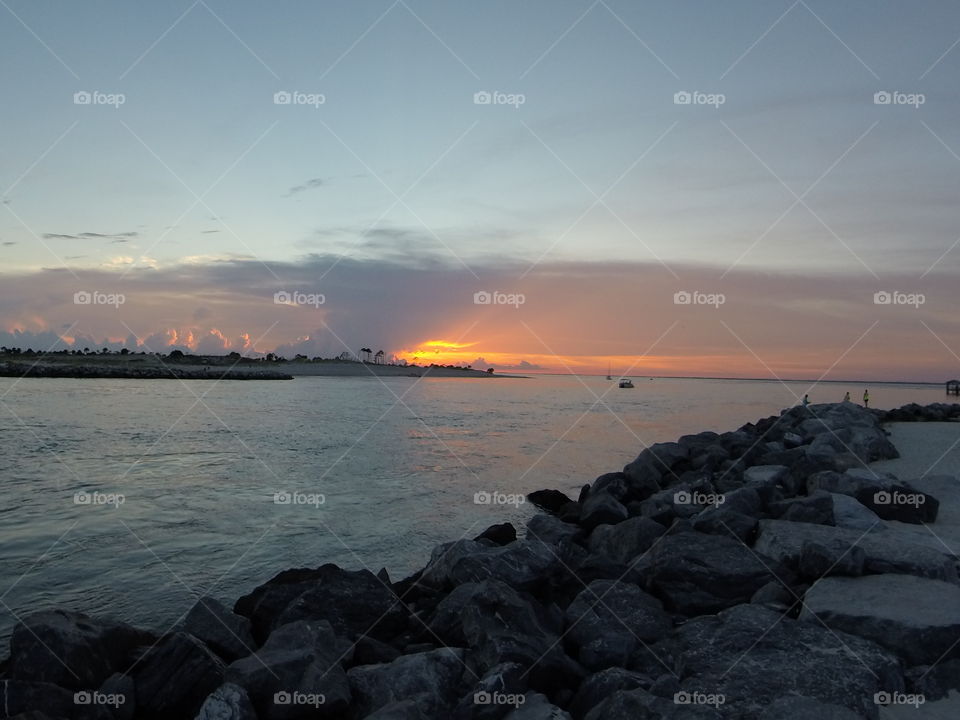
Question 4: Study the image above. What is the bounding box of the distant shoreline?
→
[0,355,517,381]
[525,373,954,386]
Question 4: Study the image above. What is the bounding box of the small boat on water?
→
[618,378,634,388]
[606,362,612,380]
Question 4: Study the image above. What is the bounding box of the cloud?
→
[285,177,325,197]
[42,231,139,240]
[201,229,220,234]
[496,359,547,371]
[0,255,958,381]
[2,241,17,247]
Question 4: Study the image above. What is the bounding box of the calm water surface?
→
[0,374,948,643]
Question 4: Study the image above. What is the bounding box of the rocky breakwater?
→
[4,401,960,719]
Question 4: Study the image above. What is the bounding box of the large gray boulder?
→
[579,490,628,530]
[798,540,865,579]
[829,492,885,531]
[754,519,959,583]
[452,662,527,720]
[564,580,671,671]
[769,490,835,525]
[801,574,960,665]
[183,596,256,662]
[0,680,110,720]
[503,692,572,719]
[421,539,557,592]
[742,465,790,504]
[134,632,226,720]
[526,514,579,545]
[638,531,787,615]
[758,695,864,719]
[225,620,351,719]
[233,564,406,642]
[449,539,558,591]
[194,682,257,720]
[434,579,584,696]
[569,668,653,719]
[347,647,465,717]
[623,443,684,497]
[8,609,155,691]
[420,539,488,587]
[584,687,721,719]
[690,506,758,543]
[675,603,904,719]
[586,516,665,564]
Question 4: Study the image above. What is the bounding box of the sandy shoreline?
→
[872,422,960,719]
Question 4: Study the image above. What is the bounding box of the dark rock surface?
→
[183,596,256,663]
[801,573,960,665]
[133,631,225,719]
[8,610,155,691]
[234,563,407,642]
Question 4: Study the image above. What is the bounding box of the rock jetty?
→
[4,401,960,719]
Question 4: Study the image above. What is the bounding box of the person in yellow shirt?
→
[863,389,870,408]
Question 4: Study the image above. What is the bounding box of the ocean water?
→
[0,374,950,644]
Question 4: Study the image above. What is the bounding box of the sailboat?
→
[606,362,612,381]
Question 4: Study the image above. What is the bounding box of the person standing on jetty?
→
[844,391,851,402]
[863,389,870,408]
[802,394,810,407]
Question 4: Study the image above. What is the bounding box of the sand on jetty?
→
[871,422,960,719]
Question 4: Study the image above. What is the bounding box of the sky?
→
[1,0,960,381]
